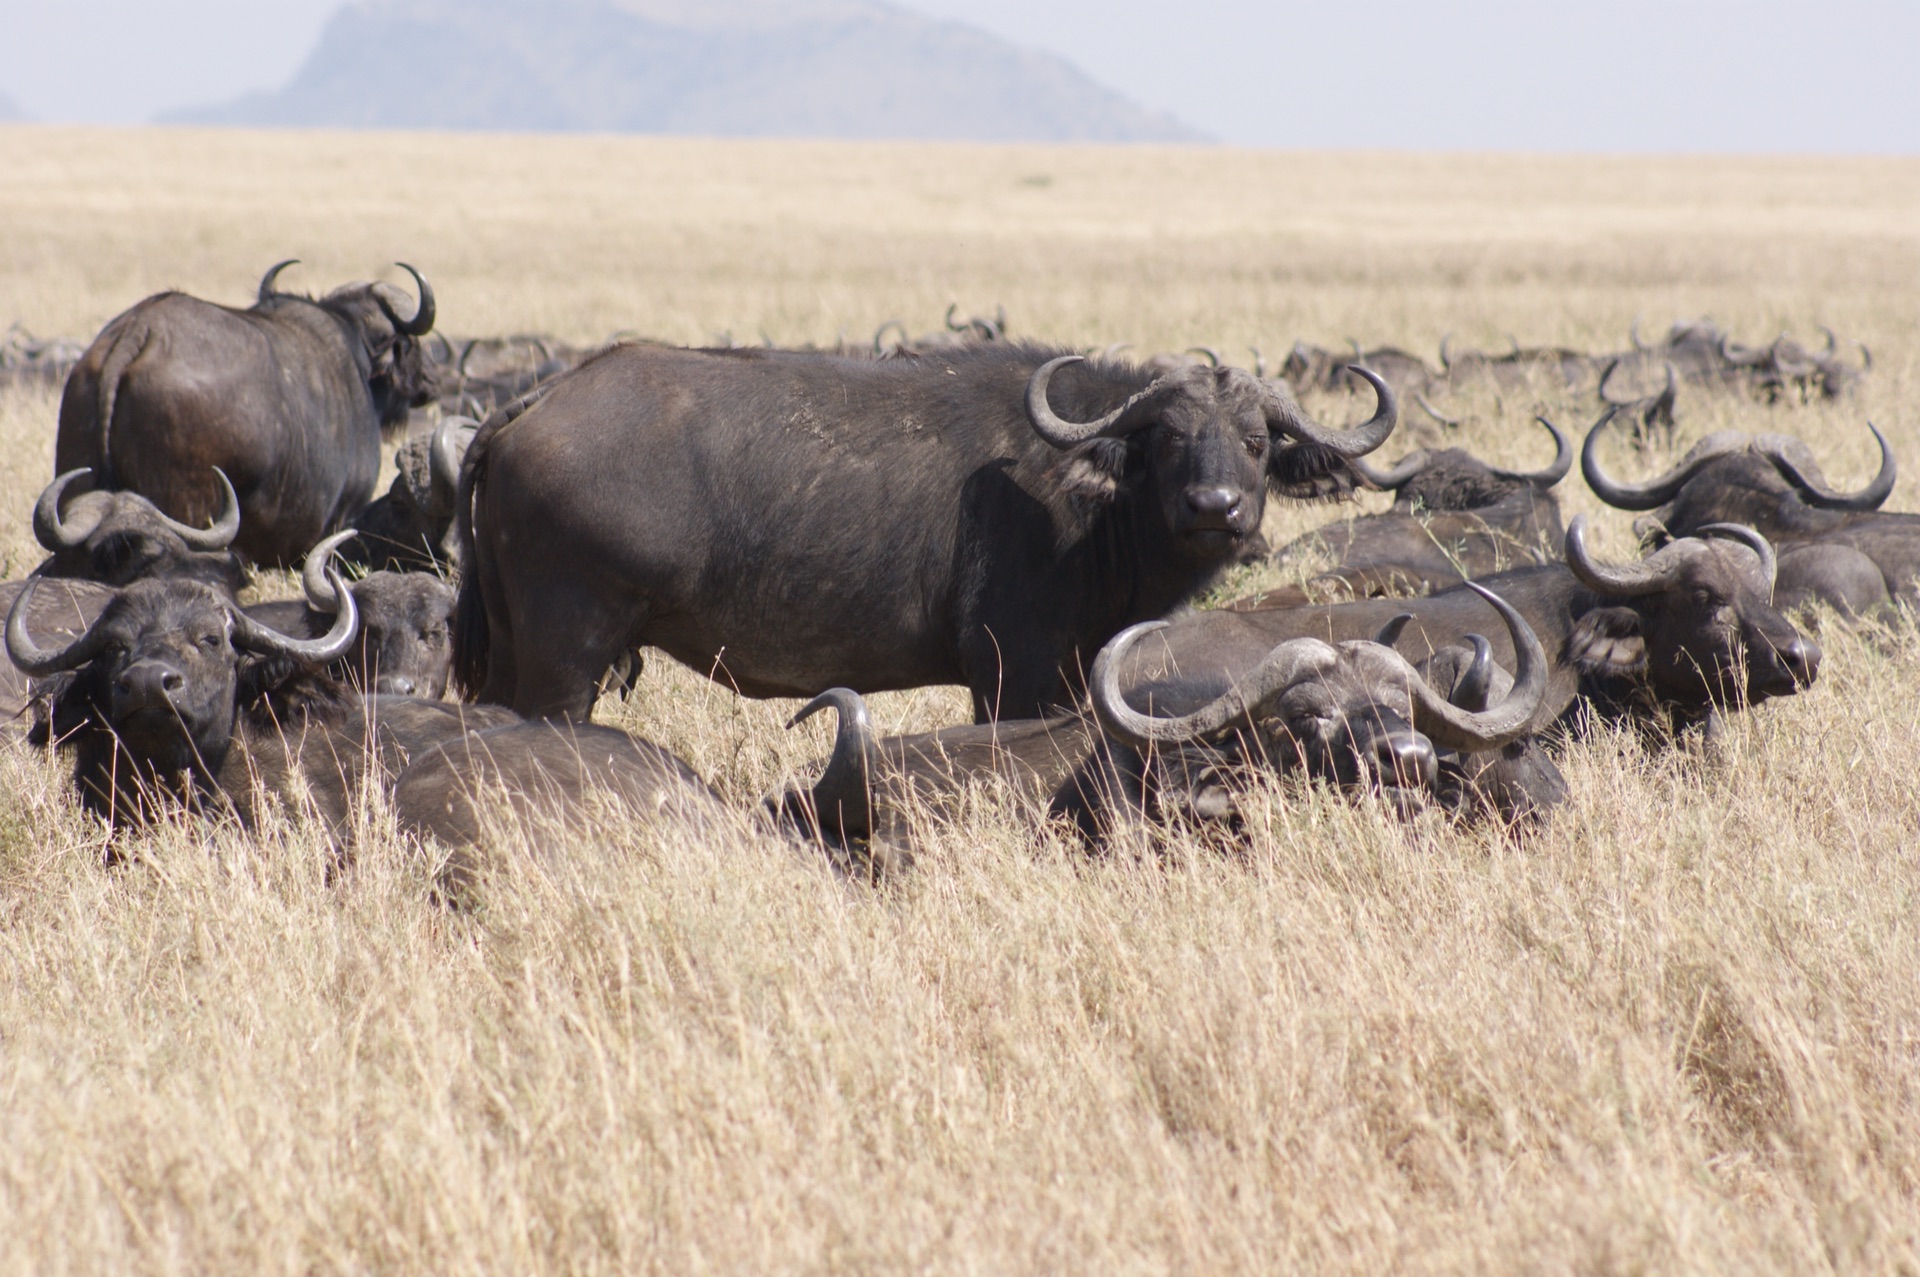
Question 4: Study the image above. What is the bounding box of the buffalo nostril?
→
[161,672,184,694]
[1374,736,1437,789]
[1186,487,1238,515]
[1783,637,1822,686]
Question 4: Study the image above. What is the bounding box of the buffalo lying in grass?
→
[30,467,245,593]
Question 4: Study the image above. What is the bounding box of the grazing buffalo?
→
[243,531,456,698]
[9,569,360,831]
[1265,415,1572,602]
[345,415,474,573]
[1584,414,1914,615]
[55,260,438,566]
[1174,518,1818,735]
[454,342,1398,721]
[30,467,245,592]
[778,583,1545,850]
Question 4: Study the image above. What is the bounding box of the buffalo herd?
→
[1,263,1902,895]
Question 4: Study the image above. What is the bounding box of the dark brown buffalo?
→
[242,531,456,698]
[1599,318,1869,405]
[778,582,1545,849]
[345,415,474,573]
[454,342,1398,722]
[55,260,437,566]
[1584,415,1914,615]
[8,569,360,831]
[1174,518,1818,736]
[1265,416,1572,602]
[29,467,245,592]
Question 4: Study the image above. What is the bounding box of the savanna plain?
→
[2,128,1920,1274]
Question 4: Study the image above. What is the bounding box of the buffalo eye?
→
[198,633,224,651]
[1693,588,1716,609]
[1243,436,1268,459]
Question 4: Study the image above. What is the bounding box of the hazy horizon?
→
[2,0,1916,153]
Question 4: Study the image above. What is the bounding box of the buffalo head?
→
[32,467,245,592]
[1350,414,1571,512]
[300,530,455,697]
[1026,356,1397,562]
[1563,516,1818,707]
[259,259,438,433]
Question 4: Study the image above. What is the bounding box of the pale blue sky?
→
[3,0,1915,151]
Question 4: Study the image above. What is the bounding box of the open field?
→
[3,126,1920,1273]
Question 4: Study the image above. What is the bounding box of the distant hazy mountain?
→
[166,0,1205,143]
[0,91,27,123]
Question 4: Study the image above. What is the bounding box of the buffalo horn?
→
[1374,613,1415,648]
[1596,356,1635,407]
[1486,416,1573,487]
[1438,333,1453,370]
[378,263,435,336]
[944,303,965,333]
[1630,317,1648,351]
[788,688,876,840]
[1450,634,1495,711]
[1415,393,1463,428]
[1719,334,1765,367]
[1697,522,1777,597]
[232,568,359,663]
[1185,346,1223,368]
[32,468,106,551]
[1350,448,1430,491]
[1249,346,1268,379]
[872,320,908,354]
[299,530,360,613]
[1565,514,1699,597]
[431,415,474,503]
[5,578,112,677]
[1580,406,1727,511]
[1259,365,1399,457]
[1396,584,1545,752]
[1100,342,1132,362]
[153,468,242,550]
[1024,355,1183,447]
[257,259,299,304]
[1089,621,1337,750]
[1819,325,1838,357]
[1764,420,1896,512]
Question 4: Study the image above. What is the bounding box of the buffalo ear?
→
[1050,437,1131,502]
[1268,441,1358,502]
[1568,606,1647,677]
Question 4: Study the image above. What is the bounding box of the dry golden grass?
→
[2,125,1920,1274]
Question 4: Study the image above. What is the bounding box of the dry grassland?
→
[2,125,1920,1274]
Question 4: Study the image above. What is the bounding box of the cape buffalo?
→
[1264,415,1572,602]
[1166,518,1818,736]
[454,342,1398,721]
[777,582,1545,850]
[345,415,474,573]
[9,569,360,830]
[1584,415,1914,616]
[242,531,456,698]
[55,260,438,567]
[29,467,245,592]
[1599,319,1868,404]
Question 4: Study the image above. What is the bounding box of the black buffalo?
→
[1264,415,1572,602]
[1599,318,1868,405]
[242,531,456,698]
[56,260,437,566]
[30,467,245,592]
[1584,415,1913,615]
[1152,518,1818,737]
[344,415,474,573]
[9,571,360,830]
[778,582,1546,850]
[454,342,1398,721]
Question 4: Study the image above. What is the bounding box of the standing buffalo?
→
[455,343,1398,721]
[56,261,438,566]
[1583,415,1914,615]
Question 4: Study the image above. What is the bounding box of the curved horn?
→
[1449,634,1495,711]
[1761,420,1896,512]
[1438,333,1452,370]
[1349,448,1430,491]
[457,337,482,378]
[257,259,299,304]
[1100,342,1132,362]
[1857,341,1872,371]
[1249,346,1267,379]
[1260,365,1398,457]
[1090,621,1337,751]
[1630,317,1648,351]
[1596,356,1636,407]
[430,415,472,502]
[5,578,113,677]
[1184,346,1222,368]
[1566,514,1688,597]
[387,263,435,335]
[1024,355,1177,448]
[152,468,241,550]
[231,568,359,663]
[32,468,105,551]
[1374,613,1415,648]
[1399,583,1546,752]
[1414,392,1463,428]
[1580,406,1720,511]
[1697,522,1777,597]
[944,303,965,333]
[299,530,359,613]
[1487,416,1573,487]
[788,688,876,839]
[1719,334,1765,367]
[872,320,908,353]
[1819,325,1838,357]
